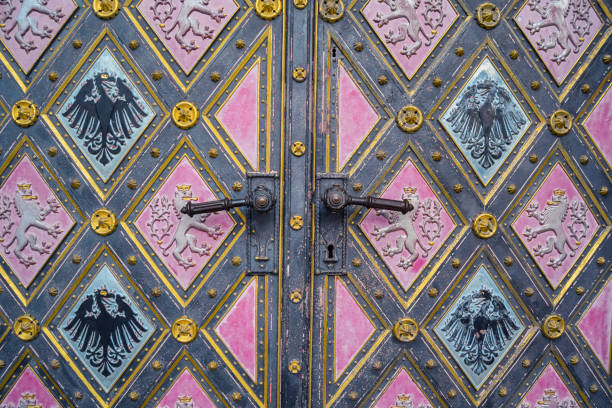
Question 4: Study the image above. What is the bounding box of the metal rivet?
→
[451,258,461,268]
[453,184,463,193]
[507,184,516,194]
[0,360,4,369]
[151,287,162,297]
[428,288,438,297]
[354,42,363,52]
[581,84,590,93]
[232,182,242,192]
[127,179,138,189]
[579,155,588,164]
[74,391,83,400]
[353,182,362,192]
[129,391,139,401]
[504,256,513,266]
[455,47,464,56]
[509,50,518,59]
[232,392,242,401]
[152,360,162,370]
[589,384,598,393]
[524,287,534,297]
[72,254,81,264]
[236,39,245,48]
[432,151,442,161]
[433,77,442,87]
[47,147,58,157]
[128,40,139,50]
[208,361,218,370]
[603,54,611,64]
[596,256,605,266]
[70,179,80,189]
[51,359,60,369]
[373,290,384,299]
[600,186,608,196]
[152,70,163,81]
[377,75,387,85]
[529,154,538,163]
[231,256,242,266]
[150,147,161,158]
[208,289,217,298]
[522,359,531,368]
[208,148,219,158]
[531,80,540,90]
[72,39,82,49]
[127,256,137,265]
[352,258,362,267]
[447,390,457,398]
[376,150,386,160]
[48,287,58,296]
[210,72,221,82]
[569,355,579,365]
[425,359,436,369]
[372,361,383,370]
[48,71,59,81]
[348,391,358,400]
[499,387,507,397]
[576,286,585,295]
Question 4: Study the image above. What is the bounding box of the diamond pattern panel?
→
[583,80,612,168]
[373,368,433,408]
[0,365,60,407]
[156,369,216,408]
[518,364,580,407]
[577,276,612,374]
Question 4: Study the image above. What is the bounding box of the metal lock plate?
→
[315,173,347,275]
[246,171,279,274]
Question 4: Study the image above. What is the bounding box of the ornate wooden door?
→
[310,0,611,407]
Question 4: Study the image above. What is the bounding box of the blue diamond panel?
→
[440,57,530,185]
[59,264,153,392]
[434,265,524,389]
[57,49,155,182]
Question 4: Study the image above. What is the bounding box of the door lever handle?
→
[321,184,413,213]
[181,185,275,216]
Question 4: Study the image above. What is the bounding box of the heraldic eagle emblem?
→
[444,72,527,170]
[63,287,147,377]
[61,71,148,166]
[440,287,520,375]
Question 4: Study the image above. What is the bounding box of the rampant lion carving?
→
[0,183,62,267]
[150,185,223,269]
[526,0,592,65]
[160,0,226,53]
[371,187,442,270]
[372,0,445,58]
[0,0,64,52]
[522,188,588,269]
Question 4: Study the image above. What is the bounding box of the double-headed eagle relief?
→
[440,287,520,376]
[0,0,64,52]
[372,0,445,58]
[61,71,149,166]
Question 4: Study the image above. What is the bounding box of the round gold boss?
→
[90,208,118,236]
[541,314,565,339]
[12,100,38,128]
[396,105,423,133]
[13,314,40,341]
[472,213,497,239]
[92,0,120,19]
[172,316,198,343]
[172,101,199,130]
[393,317,419,342]
[549,109,572,136]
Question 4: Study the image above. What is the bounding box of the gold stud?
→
[576,286,585,295]
[235,39,245,48]
[569,355,579,365]
[93,0,120,19]
[289,289,302,303]
[531,80,540,90]
[152,360,162,370]
[529,154,538,163]
[589,384,598,393]
[210,72,221,82]
[70,179,80,189]
[231,256,242,266]
[372,361,383,370]
[48,287,58,296]
[397,105,423,133]
[432,151,442,161]
[549,109,572,136]
[151,287,162,297]
[524,287,535,297]
[294,0,307,8]
[48,71,59,81]
[541,314,565,339]
[208,148,219,158]
[425,359,436,369]
[451,258,461,268]
[291,141,306,157]
[172,316,198,343]
[522,359,531,368]
[579,155,588,165]
[152,70,163,81]
[472,213,497,239]
[453,184,463,193]
[393,318,419,342]
[428,288,438,297]
[352,182,362,192]
[373,290,384,299]
[72,39,82,49]
[288,360,301,373]
[0,360,4,369]
[150,147,161,158]
[447,390,457,398]
[581,84,590,93]
[377,75,388,85]
[600,186,608,196]
[348,391,358,400]
[51,359,60,369]
[433,77,442,87]
[128,40,139,50]
[504,256,513,266]
[232,181,242,192]
[127,255,137,265]
[499,387,507,397]
[255,0,281,19]
[13,314,40,341]
[292,67,307,82]
[352,258,362,267]
[207,288,217,298]
[509,50,518,59]
[354,42,363,52]
[72,254,81,264]
[603,54,611,64]
[290,215,304,230]
[208,361,218,370]
[376,150,386,160]
[12,100,38,128]
[48,146,58,157]
[232,392,242,401]
[596,256,605,266]
[455,47,464,56]
[129,391,139,401]
[172,101,198,130]
[508,184,517,194]
[74,391,83,400]
[127,179,138,189]
[90,208,117,236]
[476,2,501,29]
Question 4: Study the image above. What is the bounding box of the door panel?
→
[313,1,611,407]
[0,1,284,406]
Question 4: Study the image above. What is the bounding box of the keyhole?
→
[325,244,336,262]
[332,47,336,58]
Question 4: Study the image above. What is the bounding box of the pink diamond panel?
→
[137,0,239,74]
[157,369,216,408]
[374,368,432,408]
[0,0,76,74]
[337,64,378,170]
[360,160,454,291]
[334,278,375,380]
[584,81,612,167]
[0,155,74,288]
[135,156,235,290]
[216,61,259,169]
[515,0,602,85]
[215,279,257,381]
[512,163,597,289]
[0,366,59,408]
[518,365,579,408]
[578,277,612,373]
[362,0,457,79]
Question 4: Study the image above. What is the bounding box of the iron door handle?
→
[181,185,275,216]
[321,184,414,213]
